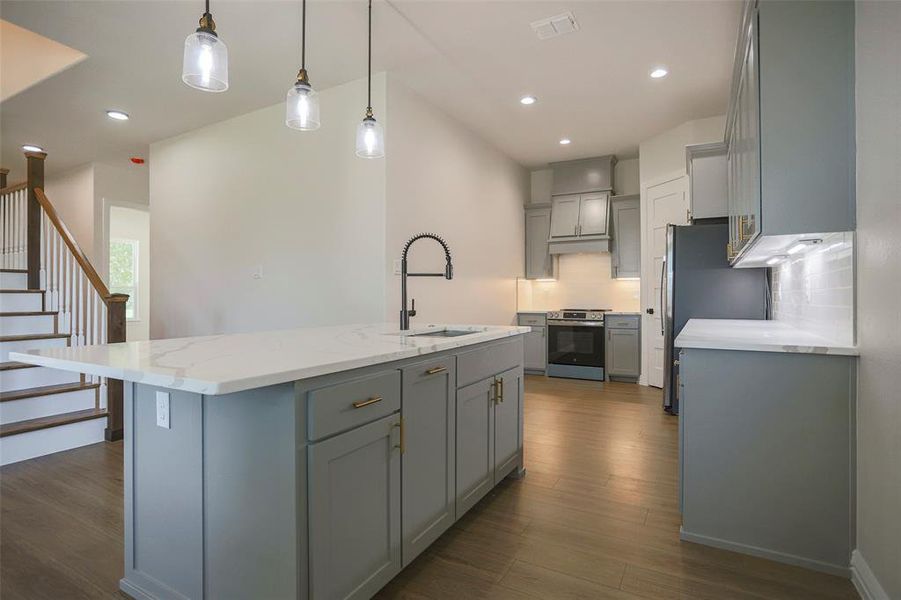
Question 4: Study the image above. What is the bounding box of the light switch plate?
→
[156,391,170,429]
[393,259,402,275]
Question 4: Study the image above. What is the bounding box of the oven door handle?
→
[547,320,605,327]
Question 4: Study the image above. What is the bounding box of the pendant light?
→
[182,0,229,92]
[355,0,385,158]
[286,0,320,130]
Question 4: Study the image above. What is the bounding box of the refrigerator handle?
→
[659,258,667,336]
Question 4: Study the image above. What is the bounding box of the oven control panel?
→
[547,310,608,322]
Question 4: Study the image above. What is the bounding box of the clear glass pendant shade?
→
[355,116,385,158]
[182,31,228,92]
[286,82,320,130]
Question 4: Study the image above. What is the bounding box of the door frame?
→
[640,171,688,387]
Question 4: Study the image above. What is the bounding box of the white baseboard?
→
[680,527,850,578]
[851,550,891,600]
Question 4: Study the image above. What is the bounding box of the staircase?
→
[0,153,127,465]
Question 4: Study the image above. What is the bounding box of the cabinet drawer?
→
[517,313,546,327]
[456,337,523,389]
[605,315,640,330]
[307,370,401,440]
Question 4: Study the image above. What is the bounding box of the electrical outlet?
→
[251,265,264,280]
[393,259,402,275]
[156,391,170,429]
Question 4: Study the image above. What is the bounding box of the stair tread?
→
[0,289,44,293]
[0,408,107,437]
[0,269,27,273]
[0,333,69,342]
[0,311,58,317]
[0,361,39,371]
[1,381,99,403]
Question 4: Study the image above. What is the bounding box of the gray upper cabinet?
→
[549,192,611,239]
[525,206,556,280]
[610,195,640,279]
[400,358,456,567]
[550,156,616,196]
[727,0,855,265]
[549,194,582,238]
[308,413,402,600]
[686,143,728,220]
[455,377,495,517]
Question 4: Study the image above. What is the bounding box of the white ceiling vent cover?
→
[530,12,579,40]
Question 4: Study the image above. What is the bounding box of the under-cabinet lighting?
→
[535,278,556,282]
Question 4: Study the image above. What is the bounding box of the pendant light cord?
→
[205,0,210,16]
[367,0,372,111]
[301,0,307,70]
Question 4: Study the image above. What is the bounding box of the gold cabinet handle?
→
[425,366,447,375]
[491,379,500,404]
[352,396,383,409]
[393,418,404,454]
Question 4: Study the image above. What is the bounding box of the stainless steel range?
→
[546,309,611,381]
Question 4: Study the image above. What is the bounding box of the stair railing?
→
[0,152,128,441]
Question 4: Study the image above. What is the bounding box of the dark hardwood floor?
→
[1,376,858,599]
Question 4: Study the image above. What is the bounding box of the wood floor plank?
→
[0,374,857,600]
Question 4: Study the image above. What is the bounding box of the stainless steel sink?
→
[408,329,478,338]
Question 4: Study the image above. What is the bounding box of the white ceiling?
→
[0,0,740,180]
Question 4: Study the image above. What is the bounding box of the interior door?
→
[644,176,689,388]
[578,192,609,236]
[549,194,581,238]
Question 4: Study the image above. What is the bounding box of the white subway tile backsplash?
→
[771,232,855,345]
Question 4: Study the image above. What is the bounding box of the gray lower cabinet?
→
[400,358,456,566]
[605,314,640,381]
[309,413,402,600]
[610,195,640,279]
[525,206,556,280]
[518,312,547,373]
[493,367,523,480]
[455,377,496,517]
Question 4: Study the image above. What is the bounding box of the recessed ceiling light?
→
[559,138,571,145]
[106,110,130,121]
[520,95,537,105]
[650,67,668,79]
[21,144,43,152]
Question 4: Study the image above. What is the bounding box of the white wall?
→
[149,75,387,338]
[43,163,95,261]
[385,77,527,326]
[638,115,726,385]
[853,3,901,598]
[109,205,150,341]
[95,159,149,282]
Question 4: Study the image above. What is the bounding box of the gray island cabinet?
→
[12,324,527,600]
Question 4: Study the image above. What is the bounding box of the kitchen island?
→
[13,323,529,600]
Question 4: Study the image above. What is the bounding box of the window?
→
[110,238,139,320]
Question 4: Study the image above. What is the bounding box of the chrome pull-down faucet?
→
[399,233,453,330]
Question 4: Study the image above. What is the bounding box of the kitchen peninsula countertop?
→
[675,319,858,356]
[11,323,530,395]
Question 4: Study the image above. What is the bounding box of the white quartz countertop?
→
[675,319,858,356]
[11,323,530,395]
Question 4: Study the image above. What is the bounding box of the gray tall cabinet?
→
[524,206,556,280]
[610,195,640,279]
[726,0,855,265]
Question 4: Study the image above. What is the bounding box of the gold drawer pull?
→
[425,366,448,375]
[393,418,405,454]
[352,396,383,409]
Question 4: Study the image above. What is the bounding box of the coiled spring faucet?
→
[399,233,454,330]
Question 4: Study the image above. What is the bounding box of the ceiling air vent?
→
[530,12,579,40]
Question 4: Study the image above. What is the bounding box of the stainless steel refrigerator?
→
[662,222,768,414]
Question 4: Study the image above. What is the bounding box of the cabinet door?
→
[611,197,640,279]
[743,12,761,244]
[494,367,523,481]
[578,192,610,236]
[523,326,546,372]
[607,329,640,378]
[525,208,555,279]
[309,414,401,600]
[400,359,456,566]
[549,194,581,238]
[455,377,495,517]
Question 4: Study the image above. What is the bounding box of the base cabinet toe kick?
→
[120,336,525,600]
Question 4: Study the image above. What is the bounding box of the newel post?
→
[25,151,46,289]
[0,167,8,188]
[105,293,129,441]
